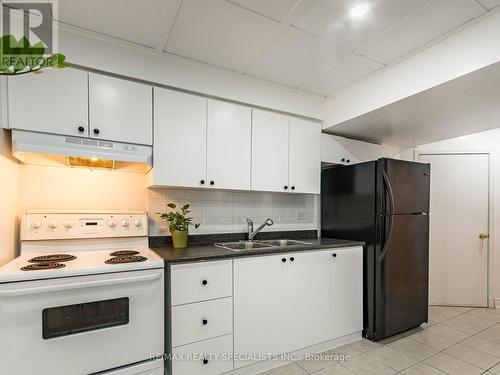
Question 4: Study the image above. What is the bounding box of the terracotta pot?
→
[171,229,188,248]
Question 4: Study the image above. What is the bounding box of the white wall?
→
[414,128,500,307]
[0,129,19,265]
[58,25,324,120]
[324,11,500,128]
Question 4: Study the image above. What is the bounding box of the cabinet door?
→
[153,89,207,187]
[286,251,331,351]
[234,254,288,368]
[331,247,363,338]
[289,118,321,194]
[89,73,152,145]
[251,109,289,192]
[207,100,251,190]
[8,68,88,136]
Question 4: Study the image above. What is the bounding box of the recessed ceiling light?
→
[351,3,370,18]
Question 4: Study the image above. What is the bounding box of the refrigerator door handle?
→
[378,167,395,261]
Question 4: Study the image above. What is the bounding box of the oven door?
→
[0,269,164,375]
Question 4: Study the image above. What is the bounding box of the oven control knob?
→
[121,220,130,227]
[107,220,116,228]
[134,219,142,227]
[31,220,42,229]
[48,221,58,229]
[64,221,73,229]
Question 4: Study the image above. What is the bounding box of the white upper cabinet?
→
[251,109,289,192]
[8,68,88,137]
[89,73,153,145]
[331,247,363,338]
[207,100,251,190]
[153,88,207,188]
[289,117,321,194]
[321,133,400,165]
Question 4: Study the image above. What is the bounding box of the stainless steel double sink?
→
[215,239,312,252]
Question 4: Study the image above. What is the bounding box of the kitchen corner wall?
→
[147,188,318,236]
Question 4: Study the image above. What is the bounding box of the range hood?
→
[11,130,153,173]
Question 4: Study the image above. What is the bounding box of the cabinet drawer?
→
[171,334,233,375]
[171,261,232,306]
[172,297,233,347]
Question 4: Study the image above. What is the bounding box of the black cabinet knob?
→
[290,257,295,262]
[281,258,286,263]
[93,128,100,135]
[346,159,351,163]
[202,319,208,325]
[210,181,215,186]
[200,180,205,185]
[77,126,85,133]
[291,186,295,191]
[332,253,337,258]
[341,158,346,162]
[202,359,209,365]
[202,280,208,286]
[284,185,288,190]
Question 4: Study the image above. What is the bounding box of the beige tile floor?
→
[259,307,500,375]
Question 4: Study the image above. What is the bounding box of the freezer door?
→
[374,214,429,340]
[377,159,430,215]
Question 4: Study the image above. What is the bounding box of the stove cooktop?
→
[0,248,163,283]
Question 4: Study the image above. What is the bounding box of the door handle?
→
[479,233,490,240]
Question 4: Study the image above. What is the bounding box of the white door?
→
[331,247,363,338]
[251,109,290,192]
[419,153,489,307]
[8,68,89,137]
[286,251,330,351]
[153,89,207,188]
[207,100,251,190]
[289,118,321,194]
[233,254,288,368]
[89,73,152,145]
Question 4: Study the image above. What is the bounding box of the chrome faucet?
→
[247,218,274,240]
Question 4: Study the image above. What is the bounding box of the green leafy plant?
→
[158,203,200,233]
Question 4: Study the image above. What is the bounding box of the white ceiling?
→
[56,0,498,97]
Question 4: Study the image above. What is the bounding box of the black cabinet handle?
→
[346,159,351,163]
[200,180,205,185]
[77,126,85,133]
[93,128,100,135]
[202,280,208,286]
[202,359,209,365]
[202,319,208,325]
[290,257,295,262]
[332,253,337,258]
[210,181,215,186]
[341,158,346,162]
[284,185,288,190]
[291,186,295,191]
[281,258,286,263]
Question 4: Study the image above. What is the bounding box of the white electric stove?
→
[0,211,165,375]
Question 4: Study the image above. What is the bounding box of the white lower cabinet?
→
[171,334,233,375]
[331,248,364,338]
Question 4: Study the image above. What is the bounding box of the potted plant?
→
[158,203,200,248]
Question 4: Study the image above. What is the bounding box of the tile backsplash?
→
[147,188,318,236]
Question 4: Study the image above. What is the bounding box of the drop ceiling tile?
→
[57,0,167,47]
[478,0,500,9]
[358,0,486,64]
[302,54,384,96]
[246,27,350,88]
[293,0,429,51]
[228,0,300,21]
[166,0,279,70]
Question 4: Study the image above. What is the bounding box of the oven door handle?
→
[0,271,162,297]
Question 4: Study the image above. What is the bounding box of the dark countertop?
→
[151,237,364,264]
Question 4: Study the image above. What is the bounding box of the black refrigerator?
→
[321,158,430,341]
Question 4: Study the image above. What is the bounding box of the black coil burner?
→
[105,255,147,264]
[109,250,140,256]
[21,263,66,271]
[28,254,76,263]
